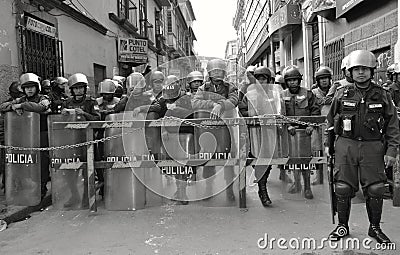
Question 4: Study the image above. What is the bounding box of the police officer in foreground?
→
[192,58,239,201]
[282,66,320,199]
[0,73,52,198]
[326,50,399,243]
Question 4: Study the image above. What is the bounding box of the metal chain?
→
[1,115,324,151]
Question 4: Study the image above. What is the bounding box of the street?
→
[1,169,399,255]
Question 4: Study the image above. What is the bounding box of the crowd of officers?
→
[0,49,398,244]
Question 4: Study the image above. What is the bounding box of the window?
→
[311,19,320,83]
[139,0,147,37]
[155,10,164,36]
[324,38,344,82]
[167,11,172,33]
[118,0,137,27]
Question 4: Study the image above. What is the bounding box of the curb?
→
[0,195,52,231]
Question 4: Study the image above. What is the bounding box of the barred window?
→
[324,38,345,82]
[167,11,172,33]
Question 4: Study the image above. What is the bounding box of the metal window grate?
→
[19,26,64,79]
[324,38,344,82]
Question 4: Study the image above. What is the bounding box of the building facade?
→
[234,0,398,88]
[0,0,197,99]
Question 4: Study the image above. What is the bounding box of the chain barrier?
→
[1,115,324,151]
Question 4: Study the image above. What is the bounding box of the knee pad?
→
[335,182,354,198]
[366,182,386,198]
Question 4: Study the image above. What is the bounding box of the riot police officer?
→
[147,71,165,100]
[95,79,120,119]
[48,77,68,114]
[0,73,52,198]
[114,72,153,114]
[382,64,396,89]
[150,75,193,204]
[61,73,100,120]
[282,66,320,199]
[41,80,52,95]
[326,50,399,243]
[326,56,352,100]
[388,63,400,109]
[312,66,333,116]
[186,71,204,95]
[192,58,239,201]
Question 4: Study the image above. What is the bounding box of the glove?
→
[288,126,296,136]
[384,155,396,168]
[305,126,314,136]
[211,103,222,119]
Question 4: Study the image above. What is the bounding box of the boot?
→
[329,196,351,241]
[279,167,293,183]
[257,172,271,206]
[288,169,302,194]
[303,170,314,199]
[366,197,391,243]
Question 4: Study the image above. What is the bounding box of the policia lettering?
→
[326,50,400,244]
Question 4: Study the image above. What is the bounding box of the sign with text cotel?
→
[336,0,365,18]
[118,38,148,64]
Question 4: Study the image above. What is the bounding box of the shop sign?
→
[26,17,57,37]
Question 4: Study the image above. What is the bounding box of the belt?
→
[340,135,381,142]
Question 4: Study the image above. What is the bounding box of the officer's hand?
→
[132,108,140,117]
[75,108,84,115]
[211,104,222,119]
[61,109,69,115]
[384,155,396,168]
[15,109,24,116]
[288,126,296,136]
[324,147,331,157]
[305,126,314,136]
[166,103,176,110]
[11,104,22,111]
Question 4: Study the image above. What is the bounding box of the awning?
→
[336,0,365,18]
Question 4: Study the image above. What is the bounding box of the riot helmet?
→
[127,72,146,95]
[20,73,41,97]
[315,66,332,90]
[150,71,165,93]
[41,79,51,95]
[99,79,117,94]
[207,59,227,83]
[68,73,88,97]
[347,50,376,84]
[254,66,272,83]
[9,81,23,99]
[163,75,181,100]
[283,66,302,94]
[187,71,203,93]
[52,77,68,95]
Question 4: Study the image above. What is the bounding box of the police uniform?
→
[283,86,321,198]
[326,50,400,244]
[192,80,239,187]
[388,81,400,108]
[95,97,120,119]
[62,95,100,121]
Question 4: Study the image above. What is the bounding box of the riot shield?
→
[5,112,41,206]
[48,114,88,210]
[103,112,146,210]
[246,83,286,160]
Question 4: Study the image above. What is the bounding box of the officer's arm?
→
[0,99,15,112]
[219,85,239,111]
[148,98,164,116]
[82,100,100,121]
[383,92,400,158]
[113,96,128,113]
[324,95,339,148]
[308,91,321,116]
[21,97,51,113]
[191,86,216,110]
[238,95,249,117]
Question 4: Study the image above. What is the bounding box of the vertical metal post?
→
[86,128,97,212]
[393,147,400,207]
[238,118,247,209]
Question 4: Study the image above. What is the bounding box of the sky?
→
[190,0,237,59]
